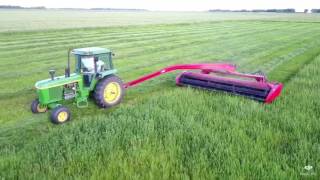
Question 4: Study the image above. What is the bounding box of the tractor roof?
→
[72,47,111,56]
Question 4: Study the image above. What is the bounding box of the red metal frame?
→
[124,63,283,103]
[265,83,283,103]
[124,63,236,88]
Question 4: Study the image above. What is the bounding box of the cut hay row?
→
[1,22,320,96]
[1,21,271,45]
[1,20,308,52]
[0,22,283,70]
[0,22,315,66]
[0,24,219,47]
[0,22,275,55]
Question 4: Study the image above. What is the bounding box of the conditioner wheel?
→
[94,75,125,108]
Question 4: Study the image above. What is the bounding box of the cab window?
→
[96,54,112,71]
[81,56,95,73]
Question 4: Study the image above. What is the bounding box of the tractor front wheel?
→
[31,99,47,113]
[94,75,125,108]
[50,106,71,124]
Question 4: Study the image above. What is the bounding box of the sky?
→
[0,0,319,12]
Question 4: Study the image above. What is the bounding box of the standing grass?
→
[1,54,320,179]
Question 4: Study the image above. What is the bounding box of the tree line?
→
[1,5,320,13]
[0,5,147,11]
[209,9,320,13]
[0,5,45,9]
[312,9,320,13]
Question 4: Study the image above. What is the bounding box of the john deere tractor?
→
[31,47,125,124]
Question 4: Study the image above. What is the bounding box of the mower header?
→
[124,63,283,103]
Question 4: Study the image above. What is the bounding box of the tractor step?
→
[76,98,88,108]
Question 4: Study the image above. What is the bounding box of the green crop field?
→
[0,10,320,179]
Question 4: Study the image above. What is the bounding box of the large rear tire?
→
[94,75,125,108]
[50,106,71,124]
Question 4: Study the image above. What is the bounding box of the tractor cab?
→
[72,47,114,74]
[72,47,115,86]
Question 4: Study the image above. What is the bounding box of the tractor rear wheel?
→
[31,99,47,113]
[50,106,71,124]
[94,75,125,108]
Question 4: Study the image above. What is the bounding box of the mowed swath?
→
[1,22,320,93]
[1,11,320,179]
[0,22,288,55]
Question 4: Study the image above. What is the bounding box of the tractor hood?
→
[35,73,82,90]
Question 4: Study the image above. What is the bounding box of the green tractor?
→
[31,47,125,124]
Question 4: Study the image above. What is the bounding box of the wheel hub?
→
[57,111,68,122]
[103,82,121,103]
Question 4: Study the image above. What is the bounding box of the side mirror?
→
[49,69,56,80]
